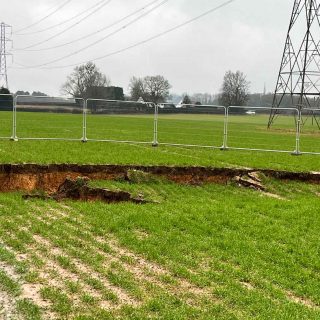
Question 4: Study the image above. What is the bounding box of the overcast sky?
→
[2,0,293,97]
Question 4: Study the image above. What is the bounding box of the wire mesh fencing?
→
[84,99,156,144]
[14,95,84,141]
[156,104,226,148]
[226,107,301,154]
[1,96,319,156]
[0,93,14,139]
[300,108,320,155]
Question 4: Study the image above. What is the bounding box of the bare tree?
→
[219,71,250,107]
[129,77,146,101]
[61,62,110,99]
[129,75,171,103]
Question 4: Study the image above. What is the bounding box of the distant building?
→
[158,103,176,109]
[86,86,124,101]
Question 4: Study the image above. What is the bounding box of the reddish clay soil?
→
[23,177,147,204]
[0,164,318,193]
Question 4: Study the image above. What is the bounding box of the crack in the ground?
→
[0,164,318,193]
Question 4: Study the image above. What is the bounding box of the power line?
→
[15,0,113,51]
[16,0,163,52]
[14,0,73,33]
[15,0,109,36]
[15,0,236,70]
[16,0,168,65]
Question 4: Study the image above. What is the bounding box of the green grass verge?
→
[0,177,319,319]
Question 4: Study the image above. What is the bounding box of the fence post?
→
[10,95,18,141]
[221,106,229,150]
[82,99,87,142]
[152,103,159,147]
[292,108,302,156]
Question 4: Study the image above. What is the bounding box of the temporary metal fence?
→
[13,95,84,141]
[0,93,14,139]
[300,108,320,155]
[0,95,319,156]
[156,103,226,149]
[225,106,301,154]
[84,99,156,144]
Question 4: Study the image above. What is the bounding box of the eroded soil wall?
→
[0,164,319,193]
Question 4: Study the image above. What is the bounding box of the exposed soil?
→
[23,177,147,204]
[0,164,318,193]
[0,287,20,320]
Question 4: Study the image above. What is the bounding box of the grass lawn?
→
[0,111,319,171]
[0,110,320,319]
[0,177,320,319]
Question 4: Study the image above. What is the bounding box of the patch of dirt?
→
[0,262,20,283]
[0,288,20,320]
[240,281,255,291]
[286,291,319,310]
[0,261,21,320]
[31,235,138,308]
[23,177,147,204]
[0,260,51,319]
[21,283,50,309]
[0,164,318,193]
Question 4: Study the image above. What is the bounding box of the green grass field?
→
[0,178,320,319]
[0,111,319,171]
[0,110,320,319]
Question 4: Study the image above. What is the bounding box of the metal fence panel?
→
[3,95,319,157]
[15,95,84,141]
[226,106,300,153]
[157,104,226,148]
[85,99,156,144]
[0,93,13,139]
[300,108,320,155]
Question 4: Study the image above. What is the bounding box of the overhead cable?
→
[17,0,163,52]
[15,0,110,36]
[15,0,113,51]
[15,0,236,70]
[15,0,73,33]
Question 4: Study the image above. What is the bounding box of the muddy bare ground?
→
[0,164,319,193]
[23,177,147,204]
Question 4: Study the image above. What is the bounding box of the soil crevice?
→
[0,164,318,193]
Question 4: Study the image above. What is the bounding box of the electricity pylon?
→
[0,22,12,89]
[268,0,320,129]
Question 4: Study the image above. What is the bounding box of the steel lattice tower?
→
[268,0,320,128]
[0,22,12,89]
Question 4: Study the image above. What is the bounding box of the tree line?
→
[58,62,253,106]
[1,61,279,108]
